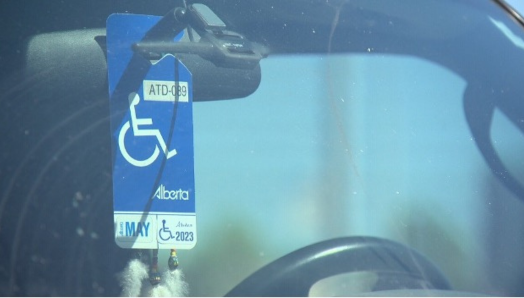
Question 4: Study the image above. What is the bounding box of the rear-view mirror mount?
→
[23,3,265,102]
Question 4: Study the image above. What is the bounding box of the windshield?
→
[1,0,524,296]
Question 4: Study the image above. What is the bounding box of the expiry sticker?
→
[107,13,196,249]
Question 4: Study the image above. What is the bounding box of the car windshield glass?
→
[1,0,524,296]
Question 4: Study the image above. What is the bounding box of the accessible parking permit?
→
[106,13,196,249]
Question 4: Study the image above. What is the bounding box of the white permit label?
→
[143,80,189,102]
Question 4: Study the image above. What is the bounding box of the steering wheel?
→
[225,236,451,296]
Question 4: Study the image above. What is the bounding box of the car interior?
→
[1,0,524,296]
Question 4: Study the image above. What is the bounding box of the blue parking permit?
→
[107,13,196,249]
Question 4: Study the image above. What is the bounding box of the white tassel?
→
[119,259,149,297]
[119,250,189,297]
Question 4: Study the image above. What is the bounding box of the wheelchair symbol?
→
[118,92,177,167]
[158,219,175,241]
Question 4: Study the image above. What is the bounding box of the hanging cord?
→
[182,0,195,41]
[148,248,180,286]
[149,249,162,286]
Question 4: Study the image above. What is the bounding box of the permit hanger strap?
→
[132,3,266,69]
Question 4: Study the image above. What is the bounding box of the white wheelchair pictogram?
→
[118,92,177,167]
